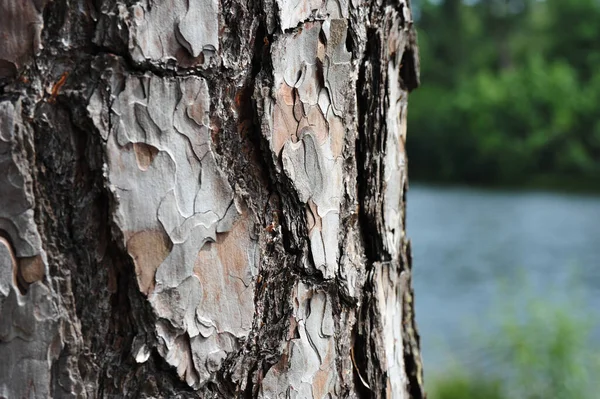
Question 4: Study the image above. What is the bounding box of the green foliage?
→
[496,297,594,398]
[429,375,504,399]
[428,274,599,399]
[409,0,600,186]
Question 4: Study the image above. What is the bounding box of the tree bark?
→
[0,0,422,397]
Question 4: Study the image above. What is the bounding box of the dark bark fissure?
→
[354,27,389,396]
[399,48,420,92]
[401,242,425,399]
[351,301,376,399]
[356,28,388,265]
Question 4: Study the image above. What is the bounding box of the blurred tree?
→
[409,0,600,187]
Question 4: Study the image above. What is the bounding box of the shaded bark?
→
[0,0,422,397]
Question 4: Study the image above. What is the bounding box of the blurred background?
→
[406,0,600,398]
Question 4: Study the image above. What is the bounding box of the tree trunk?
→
[0,0,422,397]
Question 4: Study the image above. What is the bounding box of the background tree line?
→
[408,0,600,187]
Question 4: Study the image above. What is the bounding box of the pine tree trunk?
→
[0,0,422,397]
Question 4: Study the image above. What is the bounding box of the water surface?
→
[407,184,600,376]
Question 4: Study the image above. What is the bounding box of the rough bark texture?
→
[0,0,422,397]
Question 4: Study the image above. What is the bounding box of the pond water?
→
[407,183,600,377]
